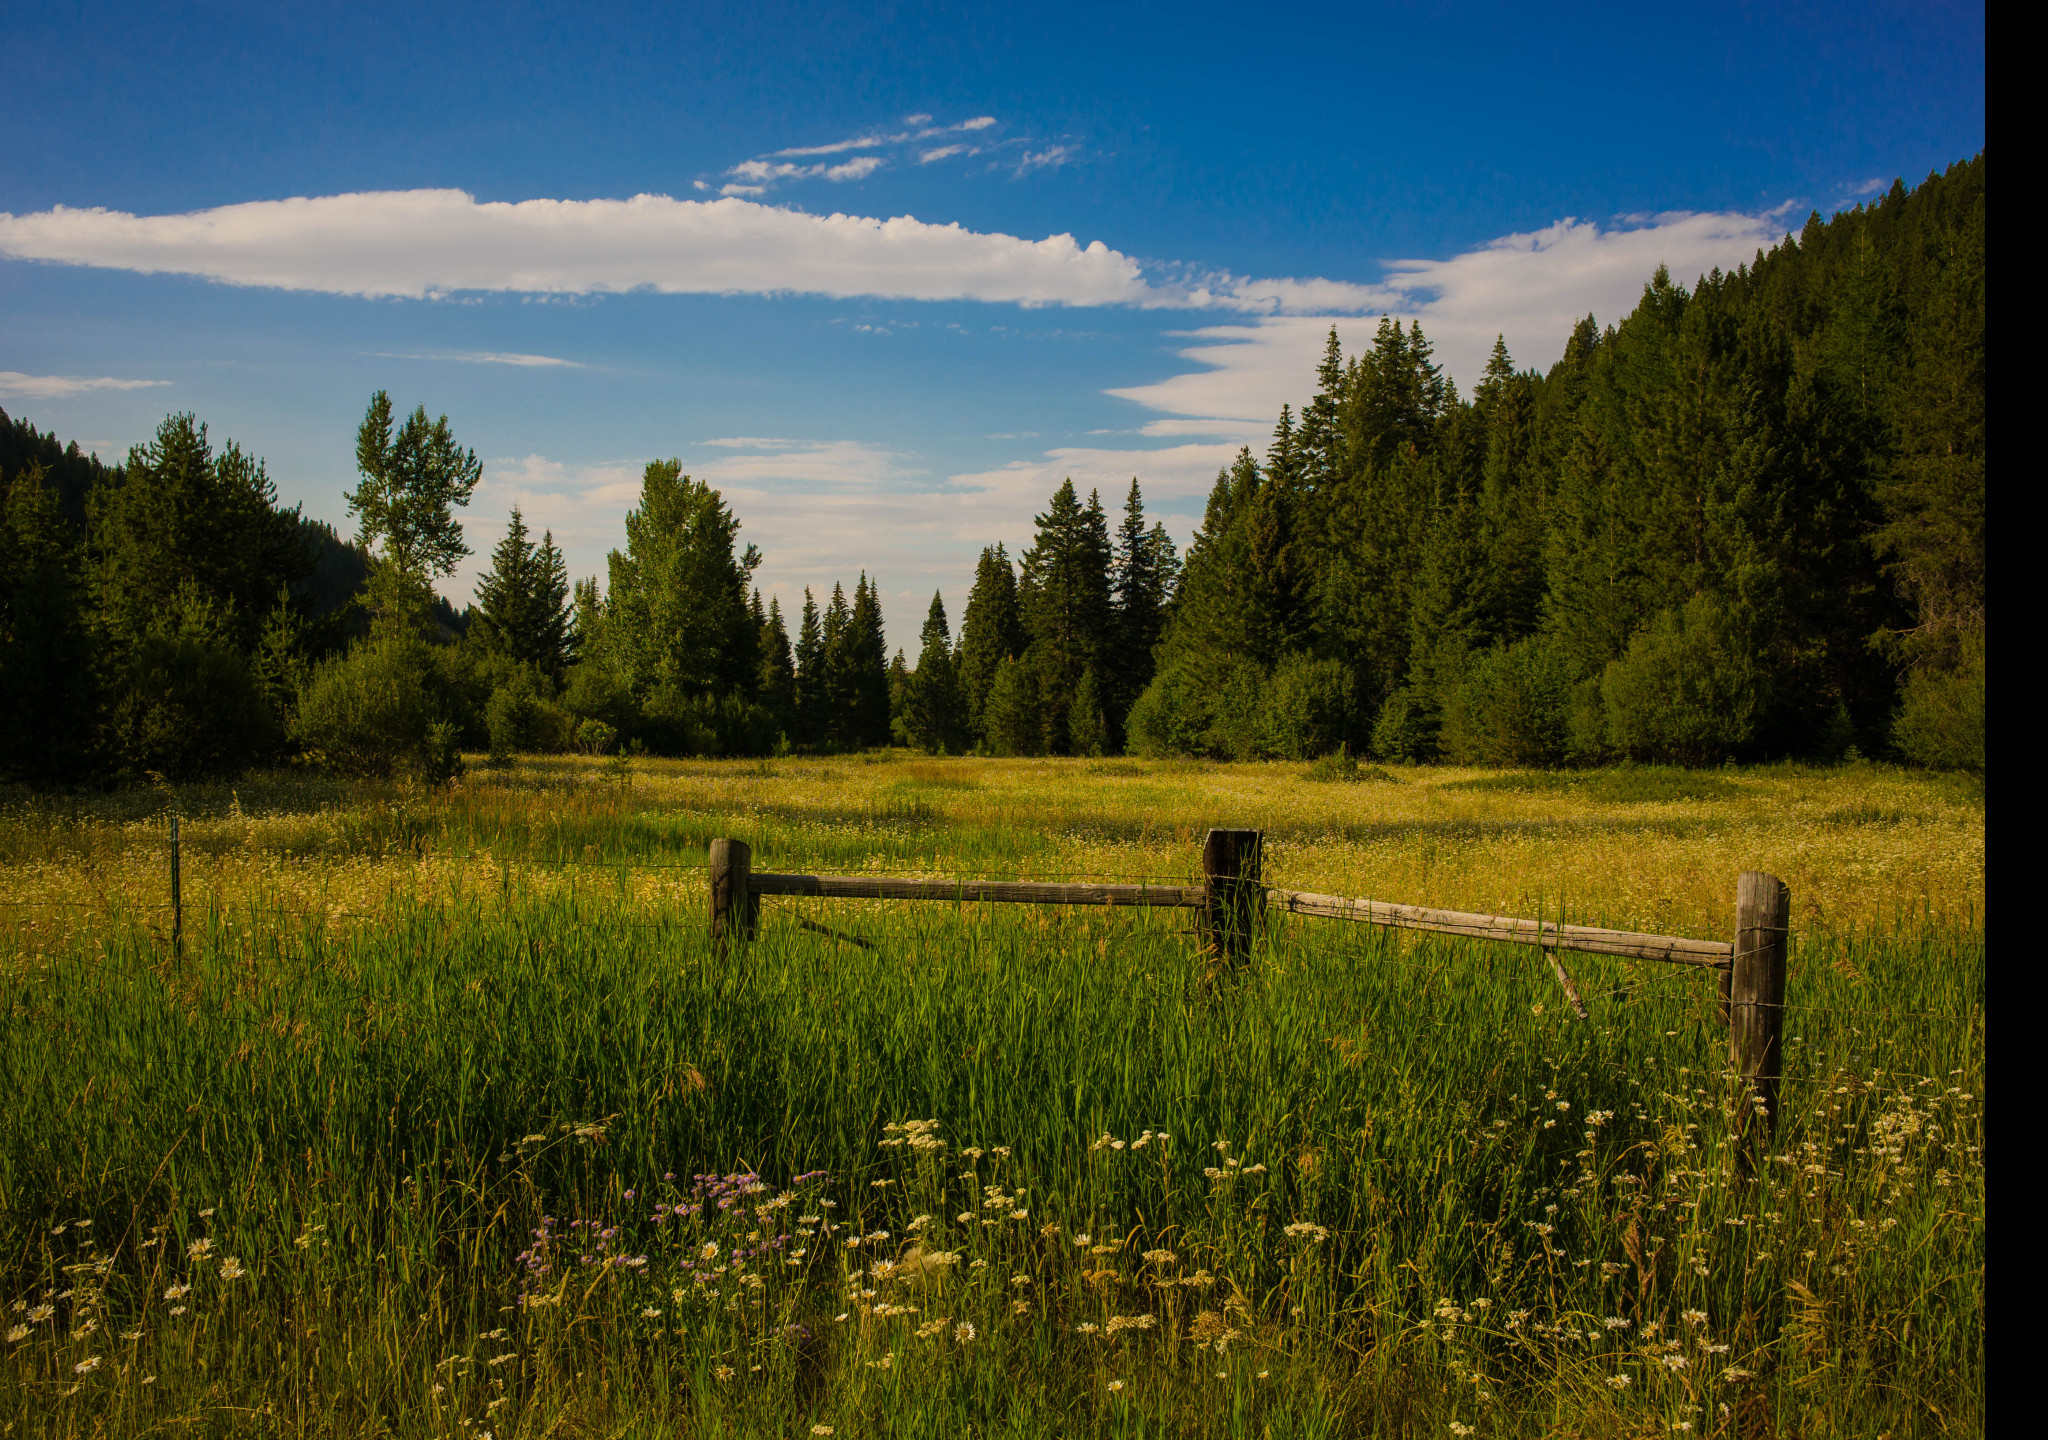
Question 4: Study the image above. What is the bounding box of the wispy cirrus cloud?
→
[0,370,169,400]
[715,114,1002,194]
[371,349,583,367]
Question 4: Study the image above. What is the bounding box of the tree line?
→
[0,154,1982,784]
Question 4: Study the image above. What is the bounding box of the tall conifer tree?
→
[956,544,1023,747]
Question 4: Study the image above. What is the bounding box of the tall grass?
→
[1,759,1984,1435]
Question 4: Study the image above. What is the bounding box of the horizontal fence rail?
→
[1263,890,1734,968]
[749,874,1208,907]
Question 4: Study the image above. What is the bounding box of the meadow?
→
[1,755,1985,1437]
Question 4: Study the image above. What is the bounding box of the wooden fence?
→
[708,829,1790,1159]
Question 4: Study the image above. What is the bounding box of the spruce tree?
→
[820,582,852,747]
[92,412,308,652]
[981,653,1041,756]
[795,588,827,746]
[956,544,1022,747]
[904,590,967,754]
[1109,480,1176,744]
[847,574,892,747]
[472,507,574,681]
[887,649,911,745]
[756,595,796,737]
[1068,666,1108,757]
[1019,480,1114,753]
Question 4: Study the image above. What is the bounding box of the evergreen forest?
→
[0,156,1984,785]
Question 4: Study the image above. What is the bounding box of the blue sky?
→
[1,0,1984,645]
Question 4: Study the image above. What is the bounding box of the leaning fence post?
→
[170,814,183,960]
[1729,870,1789,1171]
[708,838,757,947]
[1201,829,1264,974]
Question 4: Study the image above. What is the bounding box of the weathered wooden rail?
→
[708,828,1789,1163]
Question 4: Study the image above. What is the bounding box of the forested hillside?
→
[1093,154,1982,769]
[0,156,1982,784]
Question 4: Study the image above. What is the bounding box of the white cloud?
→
[1015,146,1075,174]
[727,154,885,185]
[373,349,582,368]
[0,371,169,400]
[1844,177,1887,197]
[753,116,1000,182]
[0,190,1155,306]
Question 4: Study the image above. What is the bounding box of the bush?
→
[1259,654,1357,760]
[1439,635,1577,767]
[1892,636,1985,772]
[562,661,636,733]
[292,634,458,778]
[483,670,576,761]
[639,687,777,758]
[106,592,279,778]
[1600,596,1767,766]
[1124,665,1209,758]
[1370,688,1435,763]
[1208,662,1267,760]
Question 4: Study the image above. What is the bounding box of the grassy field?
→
[1,756,1985,1436]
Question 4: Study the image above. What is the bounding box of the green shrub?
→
[1126,663,1209,759]
[292,634,458,778]
[639,687,778,758]
[562,661,636,733]
[1259,654,1357,760]
[1208,661,1267,760]
[1439,635,1577,767]
[1892,636,1985,772]
[1600,596,1766,766]
[1370,688,1435,763]
[106,590,279,778]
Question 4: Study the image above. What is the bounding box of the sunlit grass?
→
[0,756,1984,1435]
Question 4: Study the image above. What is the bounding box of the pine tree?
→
[756,595,796,737]
[820,582,852,747]
[471,507,574,681]
[887,649,911,745]
[1019,480,1114,753]
[1068,666,1108,757]
[794,588,827,746]
[847,574,892,747]
[92,412,308,652]
[982,653,1040,756]
[956,544,1023,747]
[904,590,967,753]
[1108,480,1176,744]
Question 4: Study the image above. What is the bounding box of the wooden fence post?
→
[1729,870,1789,1170]
[1201,829,1264,973]
[708,838,757,947]
[170,814,183,959]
